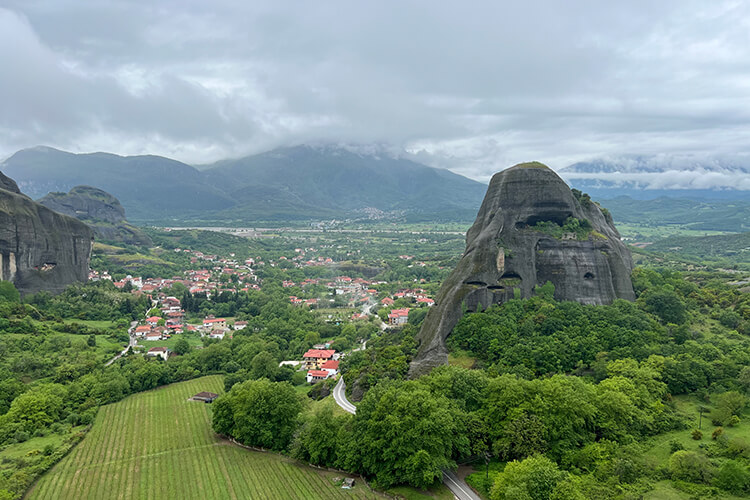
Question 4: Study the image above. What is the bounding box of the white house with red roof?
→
[134,325,151,337]
[202,317,226,329]
[146,316,161,326]
[321,359,339,376]
[306,369,330,384]
[388,308,410,325]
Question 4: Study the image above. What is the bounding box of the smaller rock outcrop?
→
[39,186,152,246]
[409,162,635,377]
[0,172,93,295]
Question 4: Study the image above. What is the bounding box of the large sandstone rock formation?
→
[39,186,152,246]
[409,162,635,377]
[0,172,93,295]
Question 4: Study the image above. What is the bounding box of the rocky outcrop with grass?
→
[39,186,151,246]
[409,162,635,377]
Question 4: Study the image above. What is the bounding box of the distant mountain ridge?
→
[0,145,488,223]
[561,154,750,201]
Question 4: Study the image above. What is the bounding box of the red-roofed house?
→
[306,369,330,384]
[388,308,410,325]
[202,318,226,329]
[321,359,339,376]
[134,325,151,337]
[381,297,394,306]
[416,297,435,306]
[146,316,161,326]
[302,349,336,370]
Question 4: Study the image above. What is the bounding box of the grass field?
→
[615,223,732,241]
[27,376,381,500]
[136,332,204,351]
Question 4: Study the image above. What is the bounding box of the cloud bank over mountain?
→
[2,1,750,182]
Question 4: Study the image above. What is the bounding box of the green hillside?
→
[1,145,486,224]
[603,197,750,232]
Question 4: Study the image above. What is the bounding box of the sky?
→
[2,1,750,186]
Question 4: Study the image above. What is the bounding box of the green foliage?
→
[0,281,20,302]
[714,459,750,494]
[691,429,702,440]
[290,405,347,467]
[712,391,747,426]
[212,378,302,450]
[668,450,713,483]
[640,288,687,324]
[173,338,191,356]
[529,217,593,241]
[341,380,467,489]
[490,455,575,500]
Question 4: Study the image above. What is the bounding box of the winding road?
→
[332,377,481,500]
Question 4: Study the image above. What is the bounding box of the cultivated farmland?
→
[27,376,379,500]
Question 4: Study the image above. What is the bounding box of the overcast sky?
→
[2,1,750,184]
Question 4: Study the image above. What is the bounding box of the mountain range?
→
[2,147,749,227]
[0,145,487,223]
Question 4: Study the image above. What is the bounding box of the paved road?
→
[443,470,482,500]
[105,320,138,367]
[333,377,357,414]
[332,377,481,500]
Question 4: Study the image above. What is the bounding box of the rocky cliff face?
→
[409,162,635,377]
[39,186,152,246]
[0,172,93,295]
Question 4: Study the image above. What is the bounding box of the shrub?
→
[670,439,685,453]
[714,460,750,494]
[712,427,724,440]
[692,429,703,440]
[669,450,713,483]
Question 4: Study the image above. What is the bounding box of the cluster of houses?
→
[133,295,191,341]
[90,246,262,299]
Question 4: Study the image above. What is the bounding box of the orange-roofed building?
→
[302,349,336,370]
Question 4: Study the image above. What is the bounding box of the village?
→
[92,243,437,382]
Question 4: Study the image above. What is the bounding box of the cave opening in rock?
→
[584,272,595,280]
[464,280,486,286]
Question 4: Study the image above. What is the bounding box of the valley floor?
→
[26,376,378,500]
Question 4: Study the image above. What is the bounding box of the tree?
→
[668,450,712,483]
[87,334,97,347]
[291,405,346,467]
[341,380,467,489]
[494,411,547,460]
[249,351,278,380]
[0,281,20,302]
[714,460,750,494]
[490,455,570,500]
[713,391,747,426]
[211,379,302,451]
[173,338,191,355]
[641,289,686,324]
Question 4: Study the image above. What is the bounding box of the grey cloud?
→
[2,1,750,179]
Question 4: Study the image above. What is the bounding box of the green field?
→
[615,222,732,241]
[136,332,204,351]
[27,376,380,500]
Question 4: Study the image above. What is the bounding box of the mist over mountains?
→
[2,146,749,226]
[559,154,750,201]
